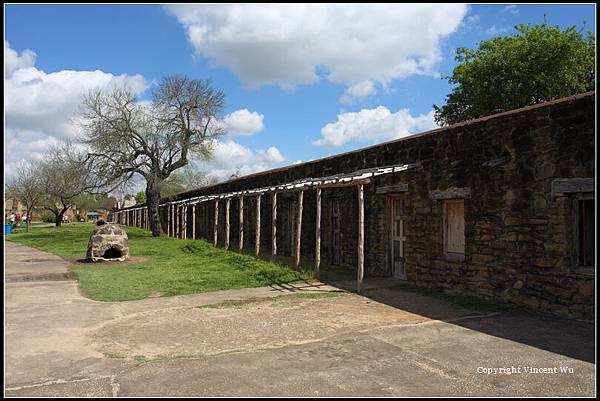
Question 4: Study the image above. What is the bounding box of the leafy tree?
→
[80,75,225,236]
[434,20,595,126]
[134,191,146,205]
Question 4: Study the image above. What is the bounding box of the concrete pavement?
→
[4,241,596,396]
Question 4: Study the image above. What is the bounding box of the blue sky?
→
[4,3,596,185]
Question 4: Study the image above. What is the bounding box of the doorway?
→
[388,196,406,279]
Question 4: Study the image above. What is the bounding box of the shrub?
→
[40,210,56,223]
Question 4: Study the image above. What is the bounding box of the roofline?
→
[174,91,595,198]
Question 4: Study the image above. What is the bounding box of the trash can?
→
[5,223,12,236]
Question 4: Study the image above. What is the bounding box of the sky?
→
[4,3,596,193]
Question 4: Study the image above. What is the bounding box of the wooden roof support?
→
[192,205,196,240]
[357,184,365,294]
[213,200,219,247]
[255,194,261,257]
[225,198,230,250]
[315,187,321,278]
[271,192,277,260]
[183,205,187,240]
[294,190,304,270]
[239,196,244,251]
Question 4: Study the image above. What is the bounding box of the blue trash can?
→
[5,223,12,236]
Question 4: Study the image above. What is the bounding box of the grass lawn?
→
[7,223,315,301]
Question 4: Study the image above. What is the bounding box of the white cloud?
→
[166,4,468,97]
[4,41,147,177]
[485,25,509,35]
[340,80,375,104]
[501,5,519,15]
[194,139,286,181]
[4,40,36,77]
[222,108,265,136]
[314,106,438,148]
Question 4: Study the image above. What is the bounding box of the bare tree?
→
[79,75,225,236]
[38,139,116,227]
[6,162,44,232]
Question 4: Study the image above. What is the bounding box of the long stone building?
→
[115,92,595,320]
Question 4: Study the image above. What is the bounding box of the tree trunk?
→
[26,206,33,232]
[57,206,69,227]
[146,178,164,237]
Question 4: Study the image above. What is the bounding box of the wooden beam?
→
[255,194,261,257]
[225,198,230,250]
[318,179,370,189]
[271,192,277,260]
[192,205,196,240]
[295,190,304,269]
[213,200,219,247]
[239,196,244,251]
[357,184,365,293]
[315,187,321,277]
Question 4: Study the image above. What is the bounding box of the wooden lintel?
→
[318,179,371,189]
[376,183,408,194]
[552,178,595,196]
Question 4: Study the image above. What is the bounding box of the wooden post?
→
[176,206,180,239]
[213,200,219,247]
[255,194,261,257]
[192,205,196,240]
[239,196,244,251]
[169,205,172,236]
[271,192,277,260]
[295,191,304,269]
[225,198,231,250]
[315,187,322,277]
[357,184,365,293]
[183,205,187,240]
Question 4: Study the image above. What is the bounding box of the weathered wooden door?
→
[331,198,342,265]
[389,197,406,279]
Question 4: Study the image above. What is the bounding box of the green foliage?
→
[134,191,146,205]
[434,20,595,126]
[40,210,56,223]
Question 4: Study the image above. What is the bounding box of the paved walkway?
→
[4,241,596,396]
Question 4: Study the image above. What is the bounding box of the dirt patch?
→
[5,271,76,282]
[90,290,476,360]
[63,256,147,267]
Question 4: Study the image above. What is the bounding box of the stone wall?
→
[124,92,596,320]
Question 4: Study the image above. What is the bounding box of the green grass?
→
[7,223,315,301]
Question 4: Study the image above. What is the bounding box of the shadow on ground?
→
[325,278,595,364]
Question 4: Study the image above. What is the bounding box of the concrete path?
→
[4,241,596,397]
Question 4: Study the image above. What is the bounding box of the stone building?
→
[116,92,595,320]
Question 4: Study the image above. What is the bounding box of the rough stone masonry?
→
[87,220,129,262]
[119,92,595,320]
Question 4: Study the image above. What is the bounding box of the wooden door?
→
[389,197,406,279]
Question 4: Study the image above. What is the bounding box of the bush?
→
[40,210,56,223]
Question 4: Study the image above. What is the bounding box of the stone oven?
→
[86,220,129,262]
